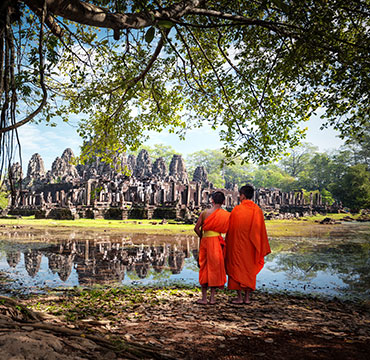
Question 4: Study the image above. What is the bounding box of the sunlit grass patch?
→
[0,213,363,239]
[0,216,194,235]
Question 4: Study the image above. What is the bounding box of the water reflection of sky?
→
[259,256,348,298]
[0,229,369,300]
[124,257,199,286]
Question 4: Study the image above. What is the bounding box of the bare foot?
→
[231,298,243,304]
[244,299,251,304]
[196,299,208,305]
[208,300,216,305]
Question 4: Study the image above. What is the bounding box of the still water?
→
[0,223,369,300]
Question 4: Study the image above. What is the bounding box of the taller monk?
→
[226,184,271,304]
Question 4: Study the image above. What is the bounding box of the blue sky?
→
[18,113,344,171]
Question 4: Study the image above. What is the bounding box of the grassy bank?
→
[0,216,193,235]
[0,212,363,238]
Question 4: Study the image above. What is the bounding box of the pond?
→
[0,223,369,301]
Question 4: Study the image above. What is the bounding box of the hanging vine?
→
[0,1,47,196]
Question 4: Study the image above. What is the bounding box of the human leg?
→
[228,277,243,304]
[209,287,216,305]
[231,289,243,304]
[244,289,251,304]
[196,285,208,304]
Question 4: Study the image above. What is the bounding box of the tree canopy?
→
[331,164,370,211]
[1,0,369,178]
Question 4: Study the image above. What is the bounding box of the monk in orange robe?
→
[194,191,230,305]
[226,184,271,304]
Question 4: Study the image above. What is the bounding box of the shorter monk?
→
[226,184,271,304]
[194,191,230,305]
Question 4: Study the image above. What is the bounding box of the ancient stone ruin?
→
[5,148,342,221]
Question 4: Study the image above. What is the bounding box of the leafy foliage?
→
[1,0,369,176]
[330,164,370,211]
[319,189,335,206]
[341,123,370,170]
[252,164,296,192]
[0,189,8,210]
[279,143,319,178]
[185,142,369,209]
[277,141,370,208]
[186,148,295,190]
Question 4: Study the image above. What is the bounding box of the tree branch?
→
[110,28,170,119]
[184,25,246,136]
[188,7,299,34]
[23,0,203,30]
[173,25,205,91]
[25,0,64,37]
[165,34,204,93]
[0,2,48,135]
[215,29,265,117]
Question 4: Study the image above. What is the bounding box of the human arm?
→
[194,211,204,239]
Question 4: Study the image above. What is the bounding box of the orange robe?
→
[199,208,230,288]
[226,199,271,291]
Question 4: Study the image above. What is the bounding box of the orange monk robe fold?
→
[226,200,271,291]
[199,208,230,288]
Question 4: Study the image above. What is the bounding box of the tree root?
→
[0,296,42,322]
[0,296,178,359]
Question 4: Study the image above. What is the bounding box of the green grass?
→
[266,212,362,237]
[268,212,359,224]
[0,212,361,237]
[0,216,194,235]
[302,212,360,221]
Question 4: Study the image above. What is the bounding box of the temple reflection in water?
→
[3,234,197,285]
[1,225,369,300]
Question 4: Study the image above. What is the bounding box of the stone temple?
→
[5,148,341,221]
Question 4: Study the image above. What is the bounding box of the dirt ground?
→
[1,288,369,360]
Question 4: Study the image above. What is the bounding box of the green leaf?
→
[157,20,173,29]
[271,0,289,13]
[145,27,155,43]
